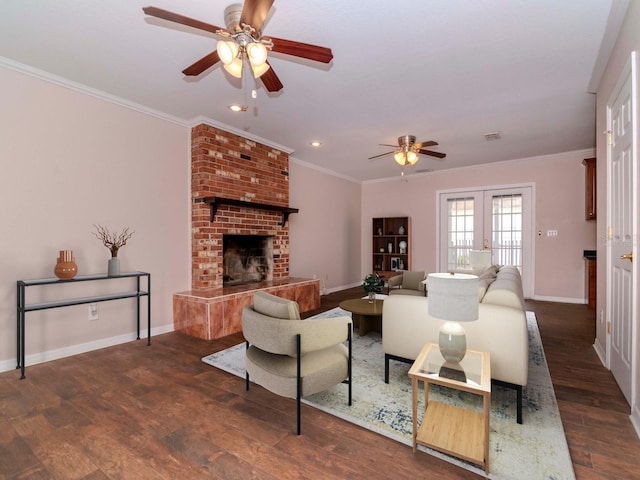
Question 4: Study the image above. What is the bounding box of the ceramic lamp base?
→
[438,321,467,364]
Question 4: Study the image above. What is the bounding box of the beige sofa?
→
[382,265,528,423]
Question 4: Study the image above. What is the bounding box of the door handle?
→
[620,252,633,262]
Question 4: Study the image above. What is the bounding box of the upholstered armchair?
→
[242,291,352,435]
[388,270,427,296]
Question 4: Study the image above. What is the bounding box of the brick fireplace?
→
[173,123,320,339]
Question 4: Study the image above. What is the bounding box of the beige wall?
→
[361,150,597,302]
[0,66,190,370]
[288,161,362,292]
[594,0,640,429]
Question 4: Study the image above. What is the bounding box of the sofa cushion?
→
[478,276,496,301]
[402,271,425,290]
[478,265,499,279]
[252,291,301,320]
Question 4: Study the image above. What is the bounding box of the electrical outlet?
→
[88,303,98,321]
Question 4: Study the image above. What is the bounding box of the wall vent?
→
[484,131,502,141]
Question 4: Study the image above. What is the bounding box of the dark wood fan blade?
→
[416,140,438,148]
[419,149,447,159]
[259,62,283,92]
[182,51,220,76]
[268,37,333,63]
[379,144,398,148]
[368,151,394,160]
[142,6,226,35]
[240,0,274,33]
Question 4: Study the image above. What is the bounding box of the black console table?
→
[16,271,151,379]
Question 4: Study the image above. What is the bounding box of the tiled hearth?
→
[173,123,320,340]
[173,277,320,340]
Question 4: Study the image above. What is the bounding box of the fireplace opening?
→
[223,235,273,287]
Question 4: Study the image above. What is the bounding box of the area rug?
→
[202,308,575,480]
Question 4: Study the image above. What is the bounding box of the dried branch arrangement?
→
[92,224,134,258]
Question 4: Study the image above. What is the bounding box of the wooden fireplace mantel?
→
[196,196,299,226]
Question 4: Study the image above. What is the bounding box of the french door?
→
[438,185,533,297]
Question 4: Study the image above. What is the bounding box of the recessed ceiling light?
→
[228,104,247,112]
[310,141,322,147]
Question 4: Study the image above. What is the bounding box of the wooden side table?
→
[408,343,491,474]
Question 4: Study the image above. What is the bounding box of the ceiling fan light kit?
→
[370,134,447,169]
[142,0,334,93]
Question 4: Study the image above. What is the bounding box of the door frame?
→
[436,182,535,298]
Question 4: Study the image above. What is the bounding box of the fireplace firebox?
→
[223,235,273,287]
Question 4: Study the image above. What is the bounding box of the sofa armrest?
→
[388,274,403,288]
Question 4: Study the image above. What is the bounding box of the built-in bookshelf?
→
[372,216,411,277]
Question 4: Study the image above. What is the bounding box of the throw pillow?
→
[252,291,301,320]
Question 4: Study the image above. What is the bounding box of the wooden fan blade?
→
[368,151,394,160]
[379,143,398,148]
[240,0,274,33]
[419,149,447,159]
[268,37,333,63]
[182,51,220,76]
[259,62,283,92]
[416,140,438,148]
[142,6,226,35]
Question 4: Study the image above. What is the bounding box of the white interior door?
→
[438,185,533,297]
[607,54,637,406]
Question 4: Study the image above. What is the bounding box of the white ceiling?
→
[0,1,623,181]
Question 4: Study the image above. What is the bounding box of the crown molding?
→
[0,56,190,127]
[362,148,597,185]
[188,115,294,154]
[289,156,360,184]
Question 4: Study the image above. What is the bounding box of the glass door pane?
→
[489,193,523,270]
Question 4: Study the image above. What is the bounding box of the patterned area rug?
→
[202,308,575,480]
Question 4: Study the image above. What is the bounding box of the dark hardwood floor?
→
[1,287,638,479]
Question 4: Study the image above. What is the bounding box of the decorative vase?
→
[398,225,405,235]
[108,257,120,276]
[54,250,78,280]
[368,291,376,303]
[388,242,393,253]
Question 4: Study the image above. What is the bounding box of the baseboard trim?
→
[324,282,361,295]
[531,295,586,304]
[631,406,640,440]
[0,324,175,374]
[593,341,607,368]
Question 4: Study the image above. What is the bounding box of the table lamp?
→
[428,272,479,364]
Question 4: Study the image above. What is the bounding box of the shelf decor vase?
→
[368,291,376,303]
[54,250,78,280]
[108,257,120,276]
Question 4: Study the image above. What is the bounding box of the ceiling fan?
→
[142,0,333,92]
[368,135,446,166]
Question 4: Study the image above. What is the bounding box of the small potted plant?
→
[92,224,134,276]
[362,273,384,303]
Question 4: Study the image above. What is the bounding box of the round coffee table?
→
[339,298,384,336]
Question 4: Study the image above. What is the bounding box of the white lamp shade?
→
[250,61,270,78]
[469,250,492,270]
[217,40,238,65]
[394,151,405,165]
[223,57,243,78]
[407,151,418,164]
[428,273,479,322]
[247,42,268,66]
